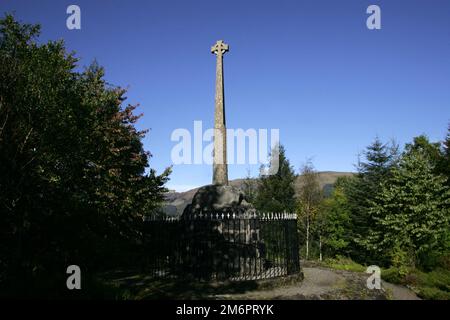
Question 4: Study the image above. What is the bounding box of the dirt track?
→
[103,264,420,300]
[214,266,420,300]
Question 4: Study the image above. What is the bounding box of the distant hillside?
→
[298,171,355,197]
[163,171,354,216]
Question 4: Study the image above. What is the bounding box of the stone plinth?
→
[182,184,254,218]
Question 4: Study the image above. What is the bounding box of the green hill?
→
[163,171,354,216]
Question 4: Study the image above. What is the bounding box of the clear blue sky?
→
[2,0,449,191]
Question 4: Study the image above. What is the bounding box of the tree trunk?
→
[319,235,322,262]
[306,215,310,260]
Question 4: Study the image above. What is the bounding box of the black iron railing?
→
[142,212,300,281]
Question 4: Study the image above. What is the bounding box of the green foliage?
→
[317,186,351,257]
[389,242,414,277]
[296,161,322,260]
[381,267,406,284]
[0,15,170,295]
[317,133,450,299]
[382,267,450,300]
[296,161,322,217]
[254,145,296,212]
[441,125,450,186]
[343,137,400,264]
[418,286,450,300]
[405,135,442,168]
[242,169,257,204]
[322,255,366,273]
[362,147,450,268]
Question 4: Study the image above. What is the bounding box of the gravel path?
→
[103,265,420,300]
[215,267,420,300]
[382,281,420,300]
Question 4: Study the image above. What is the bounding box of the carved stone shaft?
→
[211,40,229,185]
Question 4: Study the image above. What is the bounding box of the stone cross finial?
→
[211,40,229,185]
[211,40,229,56]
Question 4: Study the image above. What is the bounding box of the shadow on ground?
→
[97,269,303,300]
[97,265,418,300]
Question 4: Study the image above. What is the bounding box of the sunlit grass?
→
[382,267,450,300]
[320,256,367,273]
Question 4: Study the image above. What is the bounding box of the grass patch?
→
[382,267,450,300]
[321,256,366,273]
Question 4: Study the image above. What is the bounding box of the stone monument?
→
[211,40,228,186]
[182,40,253,217]
[177,41,265,280]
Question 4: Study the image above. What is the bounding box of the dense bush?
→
[0,15,170,296]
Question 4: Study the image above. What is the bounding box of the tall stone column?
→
[211,40,229,185]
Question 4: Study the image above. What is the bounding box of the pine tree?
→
[254,144,296,212]
[344,137,399,263]
[441,125,450,185]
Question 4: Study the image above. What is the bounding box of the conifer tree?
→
[254,145,296,212]
[345,137,399,263]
